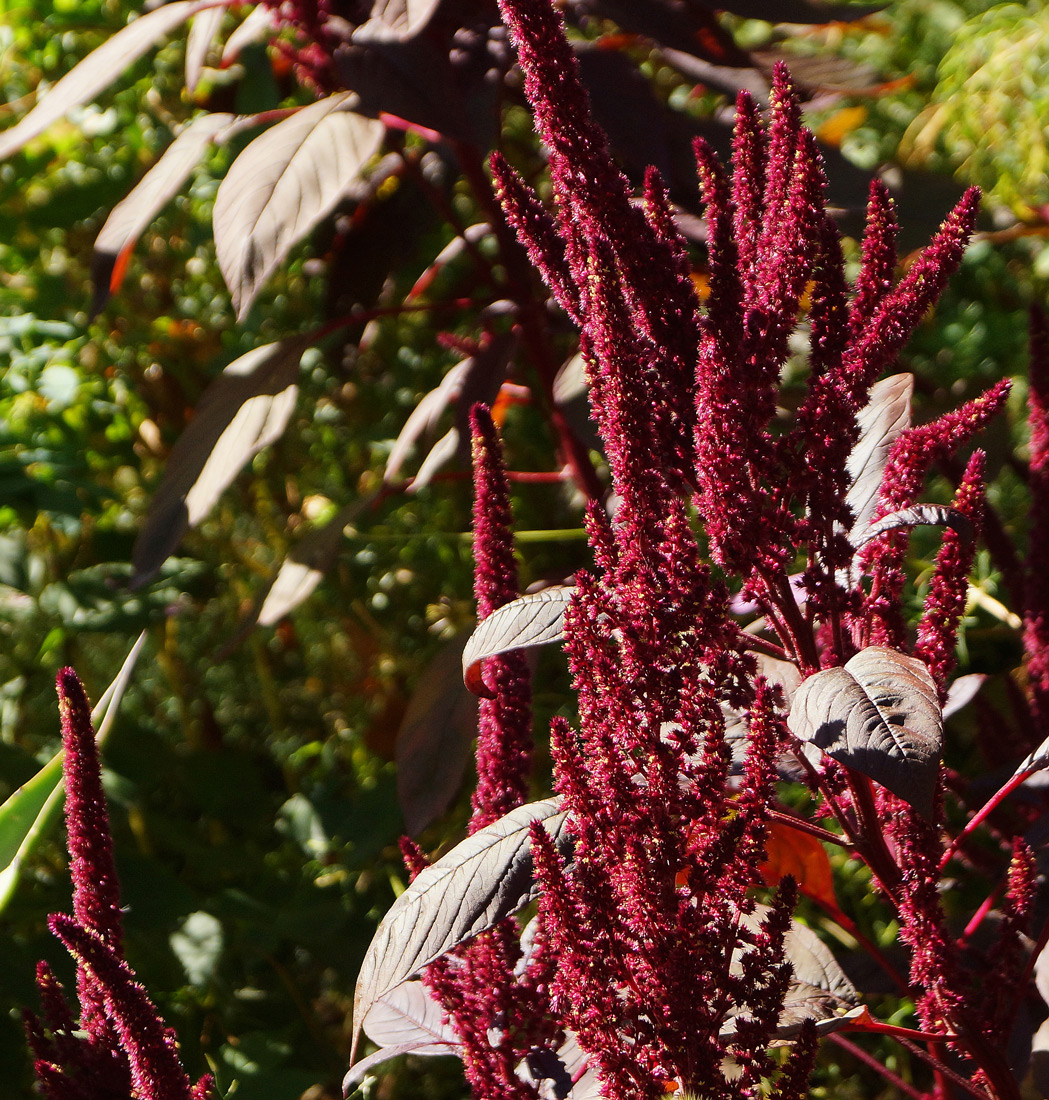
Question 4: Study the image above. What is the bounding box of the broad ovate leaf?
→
[91,112,236,314]
[397,635,478,835]
[0,633,146,914]
[0,1,218,160]
[462,587,576,696]
[787,646,942,817]
[845,373,913,542]
[213,93,384,318]
[131,336,310,585]
[350,797,569,1060]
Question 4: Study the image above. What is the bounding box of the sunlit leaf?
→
[131,336,311,585]
[462,587,576,696]
[0,1,219,160]
[787,646,942,817]
[350,797,570,1060]
[397,635,478,835]
[213,93,384,318]
[722,906,861,1042]
[91,112,236,314]
[369,0,447,36]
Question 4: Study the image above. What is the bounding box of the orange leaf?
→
[759,820,838,911]
[815,105,867,148]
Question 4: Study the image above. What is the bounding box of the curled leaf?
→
[462,587,576,696]
[787,646,943,817]
[851,504,974,554]
[350,797,569,1061]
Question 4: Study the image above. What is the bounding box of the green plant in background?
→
[917,2,1049,217]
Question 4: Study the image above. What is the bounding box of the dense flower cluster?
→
[24,672,212,1100]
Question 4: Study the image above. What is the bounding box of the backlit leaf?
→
[350,797,570,1060]
[91,112,236,314]
[0,1,218,160]
[256,501,364,627]
[185,7,225,91]
[787,646,942,817]
[462,587,576,696]
[397,635,479,835]
[131,336,310,586]
[214,93,384,318]
[845,374,913,543]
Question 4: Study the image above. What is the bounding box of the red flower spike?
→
[1024,306,1049,741]
[49,915,207,1100]
[469,405,532,831]
[848,180,899,339]
[915,450,986,696]
[57,668,123,1046]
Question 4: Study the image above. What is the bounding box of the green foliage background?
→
[0,1,1047,1097]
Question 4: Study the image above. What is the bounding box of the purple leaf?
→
[91,112,236,314]
[350,797,569,1061]
[343,1037,458,1093]
[462,587,576,696]
[131,335,310,586]
[787,646,943,817]
[0,0,219,161]
[213,93,384,318]
[397,635,479,835]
